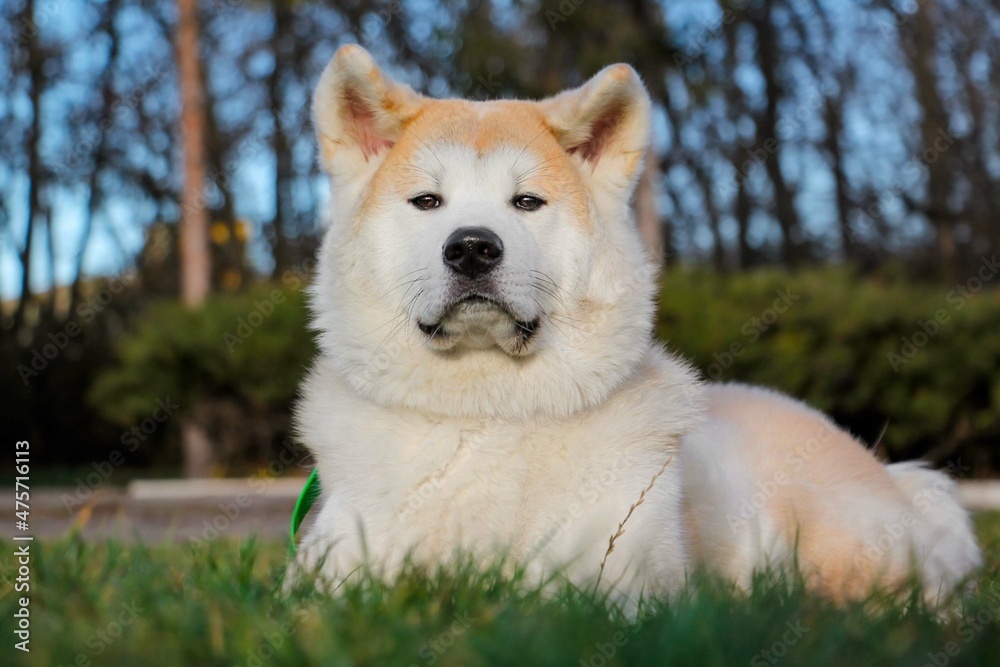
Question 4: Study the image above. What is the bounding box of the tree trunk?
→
[70,0,119,318]
[692,161,726,270]
[175,0,211,307]
[735,175,754,269]
[823,96,855,261]
[634,147,664,261]
[70,182,99,319]
[13,0,42,334]
[750,1,802,266]
[181,417,214,478]
[42,203,56,319]
[905,0,956,278]
[175,0,214,476]
[721,13,754,270]
[268,1,293,278]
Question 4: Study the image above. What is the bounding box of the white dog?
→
[294,45,981,604]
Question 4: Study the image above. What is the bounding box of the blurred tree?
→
[69,0,122,319]
[903,0,958,278]
[175,0,211,309]
[748,0,805,264]
[10,0,45,335]
[175,0,213,476]
[267,0,294,277]
[635,148,666,261]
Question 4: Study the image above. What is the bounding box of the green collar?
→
[289,468,321,554]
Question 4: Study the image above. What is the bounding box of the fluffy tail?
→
[887,462,982,598]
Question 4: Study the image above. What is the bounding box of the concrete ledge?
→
[11,479,1000,509]
[127,477,306,501]
[957,481,1000,512]
[7,478,1000,543]
[126,479,1000,510]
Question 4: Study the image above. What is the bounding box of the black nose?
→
[442,227,504,279]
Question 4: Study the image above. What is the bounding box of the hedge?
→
[88,282,316,472]
[656,267,1000,473]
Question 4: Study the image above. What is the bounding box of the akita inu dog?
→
[293,44,981,603]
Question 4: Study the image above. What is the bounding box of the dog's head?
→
[310,45,658,420]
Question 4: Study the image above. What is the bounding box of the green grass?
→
[4,515,1000,666]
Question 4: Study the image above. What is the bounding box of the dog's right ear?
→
[312,45,425,185]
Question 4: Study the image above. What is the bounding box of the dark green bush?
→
[89,282,316,471]
[2,297,133,471]
[656,267,1000,474]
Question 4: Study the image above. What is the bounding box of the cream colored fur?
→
[293,45,981,604]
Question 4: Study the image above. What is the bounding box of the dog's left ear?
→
[539,64,652,199]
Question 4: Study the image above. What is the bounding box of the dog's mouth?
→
[417,294,540,355]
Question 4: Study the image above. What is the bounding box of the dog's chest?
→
[381,422,536,554]
[348,417,651,566]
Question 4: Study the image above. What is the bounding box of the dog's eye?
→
[410,194,442,210]
[513,195,545,211]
